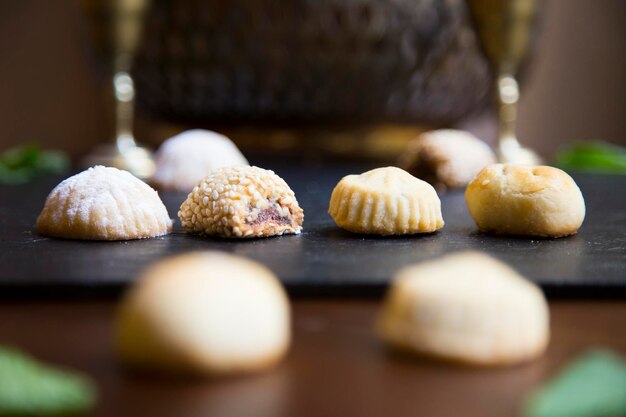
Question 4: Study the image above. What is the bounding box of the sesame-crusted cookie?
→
[178,165,304,238]
[37,166,172,240]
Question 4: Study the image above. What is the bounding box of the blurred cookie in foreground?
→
[116,252,290,376]
[400,129,496,190]
[179,165,303,238]
[377,251,549,366]
[328,166,444,235]
[37,166,172,240]
[151,129,248,192]
[465,164,585,238]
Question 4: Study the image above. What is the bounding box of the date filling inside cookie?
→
[246,203,293,227]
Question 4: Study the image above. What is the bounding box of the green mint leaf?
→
[555,141,626,173]
[0,347,96,417]
[0,146,69,185]
[524,349,626,417]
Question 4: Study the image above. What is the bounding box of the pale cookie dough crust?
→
[117,252,290,376]
[465,164,585,238]
[377,251,550,366]
[401,129,496,189]
[329,166,444,235]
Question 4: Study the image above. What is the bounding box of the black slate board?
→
[1,160,625,298]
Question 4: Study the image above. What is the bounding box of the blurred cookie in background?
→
[400,129,496,190]
[151,129,248,193]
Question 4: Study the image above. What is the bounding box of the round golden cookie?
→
[37,166,172,240]
[178,165,303,238]
[377,251,549,366]
[116,252,290,376]
[328,166,444,235]
[401,129,496,189]
[152,129,249,192]
[465,164,585,238]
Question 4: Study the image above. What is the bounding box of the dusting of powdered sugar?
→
[37,166,172,239]
[152,129,249,192]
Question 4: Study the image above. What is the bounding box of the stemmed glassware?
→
[81,0,154,178]
[467,0,542,164]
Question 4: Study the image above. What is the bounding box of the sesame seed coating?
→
[178,165,304,238]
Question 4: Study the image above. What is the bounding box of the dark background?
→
[1,0,625,160]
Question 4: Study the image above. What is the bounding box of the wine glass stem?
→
[497,73,520,147]
[114,66,136,153]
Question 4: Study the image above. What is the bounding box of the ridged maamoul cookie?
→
[37,166,172,240]
[116,251,290,376]
[178,165,303,238]
[328,167,444,235]
[377,251,549,366]
[465,164,585,238]
[401,129,496,189]
[152,129,248,192]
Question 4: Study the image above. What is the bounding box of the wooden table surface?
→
[0,298,624,417]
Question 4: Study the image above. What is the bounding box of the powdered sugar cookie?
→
[152,129,248,192]
[37,166,172,240]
